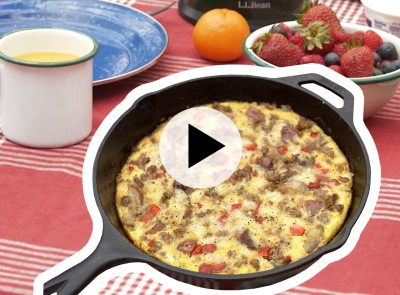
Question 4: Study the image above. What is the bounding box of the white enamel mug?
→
[0,27,99,148]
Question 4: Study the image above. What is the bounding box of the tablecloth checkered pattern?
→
[98,273,185,295]
[1,0,399,294]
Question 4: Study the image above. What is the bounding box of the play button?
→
[188,124,224,168]
[159,106,242,189]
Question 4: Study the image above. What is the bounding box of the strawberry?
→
[296,0,346,42]
[341,46,374,77]
[300,54,325,65]
[298,21,335,55]
[293,44,306,61]
[328,65,344,75]
[278,22,293,39]
[364,30,383,52]
[346,31,364,43]
[332,43,347,56]
[335,32,351,43]
[254,33,302,67]
[290,32,305,46]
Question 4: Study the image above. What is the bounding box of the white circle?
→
[159,107,242,189]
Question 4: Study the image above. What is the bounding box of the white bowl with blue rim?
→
[243,21,400,119]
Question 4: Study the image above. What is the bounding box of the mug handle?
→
[0,62,3,133]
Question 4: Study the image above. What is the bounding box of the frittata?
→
[115,101,353,274]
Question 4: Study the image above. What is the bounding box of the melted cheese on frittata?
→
[115,101,353,274]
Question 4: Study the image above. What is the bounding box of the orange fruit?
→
[192,8,250,62]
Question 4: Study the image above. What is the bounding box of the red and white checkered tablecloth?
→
[1,0,400,294]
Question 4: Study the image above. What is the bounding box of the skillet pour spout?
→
[35,64,380,295]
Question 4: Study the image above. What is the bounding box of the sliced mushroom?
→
[145,220,166,234]
[305,225,324,238]
[177,239,197,254]
[120,196,132,207]
[305,200,323,216]
[304,239,320,253]
[121,212,136,226]
[127,184,144,205]
[277,180,308,195]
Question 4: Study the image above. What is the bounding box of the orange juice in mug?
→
[14,51,80,62]
[0,27,99,148]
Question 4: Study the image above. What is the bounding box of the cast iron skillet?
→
[43,67,372,295]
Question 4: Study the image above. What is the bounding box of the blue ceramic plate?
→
[0,0,168,85]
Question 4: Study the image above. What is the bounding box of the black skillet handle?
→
[43,223,149,295]
[282,73,357,123]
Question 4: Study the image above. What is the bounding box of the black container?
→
[178,0,304,31]
[43,72,371,295]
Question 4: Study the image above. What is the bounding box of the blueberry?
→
[271,26,288,38]
[381,61,398,74]
[373,52,382,66]
[393,60,400,70]
[373,68,383,76]
[378,42,398,60]
[325,52,340,66]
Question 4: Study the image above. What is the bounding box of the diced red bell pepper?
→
[190,245,203,256]
[310,131,319,138]
[199,263,215,274]
[258,246,271,258]
[308,181,320,189]
[253,200,262,217]
[149,204,160,215]
[301,147,310,153]
[230,203,242,212]
[202,244,217,253]
[212,262,226,272]
[199,262,226,274]
[244,143,258,151]
[277,145,288,154]
[283,256,292,263]
[290,224,305,236]
[218,210,228,225]
[140,204,161,222]
[321,168,330,174]
[147,239,156,248]
[219,210,228,219]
